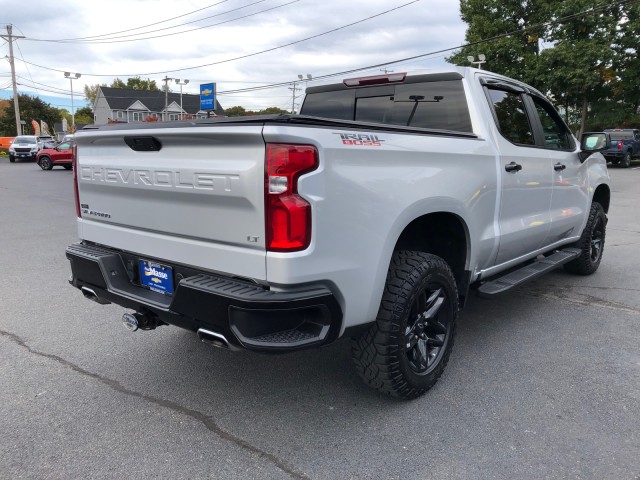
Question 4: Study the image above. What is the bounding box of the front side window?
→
[532,96,573,150]
[488,89,534,145]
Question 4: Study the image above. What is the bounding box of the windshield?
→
[14,136,37,143]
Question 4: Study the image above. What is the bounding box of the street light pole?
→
[175,79,189,120]
[64,72,81,128]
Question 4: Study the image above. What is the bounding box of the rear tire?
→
[351,251,458,399]
[38,156,53,170]
[563,202,606,275]
[621,151,632,168]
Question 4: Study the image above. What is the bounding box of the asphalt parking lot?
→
[1,158,639,479]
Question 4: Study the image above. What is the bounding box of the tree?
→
[537,0,619,135]
[84,83,105,105]
[84,77,161,107]
[446,0,548,85]
[257,107,289,115]
[75,106,94,125]
[448,0,626,134]
[224,106,247,117]
[0,94,62,136]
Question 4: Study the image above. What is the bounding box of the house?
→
[93,87,225,125]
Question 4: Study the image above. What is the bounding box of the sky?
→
[0,0,468,113]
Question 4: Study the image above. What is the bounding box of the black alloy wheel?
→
[564,202,606,275]
[404,287,450,374]
[352,251,458,399]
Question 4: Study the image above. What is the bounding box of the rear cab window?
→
[300,73,473,133]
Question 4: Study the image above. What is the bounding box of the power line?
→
[35,0,232,41]
[18,0,421,76]
[25,0,273,44]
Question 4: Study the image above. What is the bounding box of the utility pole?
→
[162,76,174,121]
[1,25,25,135]
[289,82,299,114]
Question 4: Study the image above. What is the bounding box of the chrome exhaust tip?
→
[81,286,110,305]
[197,328,238,351]
[122,313,139,332]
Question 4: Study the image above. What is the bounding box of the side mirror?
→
[579,132,611,162]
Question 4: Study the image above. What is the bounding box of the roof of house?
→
[98,87,225,115]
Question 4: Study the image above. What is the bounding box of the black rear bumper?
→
[66,243,343,352]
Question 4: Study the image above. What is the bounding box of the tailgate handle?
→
[124,136,162,152]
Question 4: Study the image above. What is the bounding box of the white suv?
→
[9,135,40,163]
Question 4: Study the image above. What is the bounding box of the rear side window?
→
[301,80,473,132]
[488,89,534,145]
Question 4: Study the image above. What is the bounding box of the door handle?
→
[505,162,522,173]
[554,163,566,171]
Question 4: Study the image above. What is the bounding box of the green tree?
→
[74,106,94,125]
[446,0,548,84]
[537,0,618,135]
[0,94,62,136]
[224,106,247,117]
[257,107,289,115]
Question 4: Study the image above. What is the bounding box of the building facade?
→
[93,87,225,125]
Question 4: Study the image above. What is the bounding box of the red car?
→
[36,141,74,170]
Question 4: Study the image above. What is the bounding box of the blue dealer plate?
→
[139,260,174,295]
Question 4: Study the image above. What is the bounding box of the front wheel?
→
[38,156,53,170]
[352,251,458,399]
[9,156,15,163]
[563,203,606,275]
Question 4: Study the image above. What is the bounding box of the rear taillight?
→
[617,140,623,151]
[265,143,318,252]
[72,144,81,217]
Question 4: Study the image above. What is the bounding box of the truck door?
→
[528,95,588,245]
[485,86,553,265]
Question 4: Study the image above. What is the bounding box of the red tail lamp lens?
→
[265,144,318,251]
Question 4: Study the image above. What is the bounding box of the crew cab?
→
[602,128,640,168]
[66,68,611,399]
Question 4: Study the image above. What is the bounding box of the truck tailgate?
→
[75,125,267,280]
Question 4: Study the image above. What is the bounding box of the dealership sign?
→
[200,83,216,111]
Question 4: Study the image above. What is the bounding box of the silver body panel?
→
[74,67,610,334]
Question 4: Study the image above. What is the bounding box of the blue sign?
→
[200,83,216,111]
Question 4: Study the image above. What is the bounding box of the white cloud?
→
[0,0,467,111]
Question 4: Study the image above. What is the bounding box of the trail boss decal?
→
[334,133,385,147]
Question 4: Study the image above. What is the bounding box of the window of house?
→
[487,89,535,146]
[131,112,145,122]
[169,114,180,121]
[116,110,126,120]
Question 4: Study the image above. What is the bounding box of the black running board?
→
[477,248,581,297]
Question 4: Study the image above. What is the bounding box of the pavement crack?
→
[0,329,310,480]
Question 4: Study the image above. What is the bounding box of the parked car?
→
[8,135,40,162]
[38,135,58,149]
[601,128,640,168]
[36,141,74,170]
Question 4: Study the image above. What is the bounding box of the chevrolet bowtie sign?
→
[200,83,216,111]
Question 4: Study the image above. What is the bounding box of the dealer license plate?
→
[139,260,174,295]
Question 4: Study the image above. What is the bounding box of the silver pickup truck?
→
[66,67,611,399]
